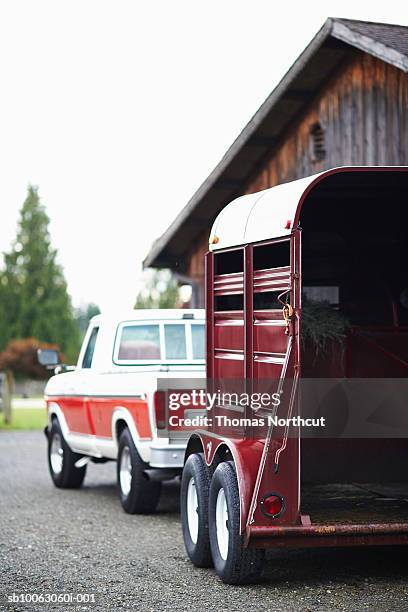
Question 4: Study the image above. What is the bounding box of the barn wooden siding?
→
[187,50,408,301]
[245,50,408,193]
[187,237,208,306]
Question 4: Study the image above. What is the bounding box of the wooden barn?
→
[144,18,408,306]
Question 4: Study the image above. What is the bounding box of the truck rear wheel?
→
[47,418,87,489]
[117,428,161,514]
[180,453,212,567]
[209,461,265,584]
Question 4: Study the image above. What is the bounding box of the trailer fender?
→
[185,432,264,534]
[184,434,205,462]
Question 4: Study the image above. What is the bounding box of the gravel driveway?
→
[1,431,407,611]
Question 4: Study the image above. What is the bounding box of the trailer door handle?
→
[282,304,294,335]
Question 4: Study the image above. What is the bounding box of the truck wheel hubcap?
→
[186,477,199,544]
[216,488,229,560]
[50,433,64,474]
[120,446,132,496]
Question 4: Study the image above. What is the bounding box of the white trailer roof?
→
[209,172,323,250]
[209,166,408,251]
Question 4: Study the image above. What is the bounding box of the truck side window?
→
[82,326,99,369]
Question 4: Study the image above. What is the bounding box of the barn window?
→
[310,122,326,161]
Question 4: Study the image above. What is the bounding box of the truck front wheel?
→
[180,452,212,567]
[209,461,265,584]
[117,428,161,514]
[47,418,87,489]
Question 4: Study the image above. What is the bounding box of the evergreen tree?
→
[75,302,101,338]
[0,186,80,361]
[134,269,180,309]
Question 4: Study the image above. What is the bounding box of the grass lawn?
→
[0,407,47,431]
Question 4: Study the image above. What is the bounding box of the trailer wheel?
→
[180,453,212,567]
[117,428,161,514]
[47,418,87,489]
[209,461,265,584]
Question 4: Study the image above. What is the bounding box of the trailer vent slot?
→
[253,266,290,293]
[215,249,243,275]
[214,272,244,296]
[215,294,243,312]
[253,291,282,311]
[253,241,290,270]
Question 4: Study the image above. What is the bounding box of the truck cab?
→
[43,308,205,514]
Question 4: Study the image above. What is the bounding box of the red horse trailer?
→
[179,167,408,584]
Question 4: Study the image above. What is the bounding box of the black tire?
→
[209,461,265,584]
[180,453,212,567]
[117,428,161,514]
[47,418,87,489]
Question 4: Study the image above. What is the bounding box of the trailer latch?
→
[282,304,294,335]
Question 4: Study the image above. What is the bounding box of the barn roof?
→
[143,18,408,270]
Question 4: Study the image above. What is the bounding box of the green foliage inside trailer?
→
[301,297,349,354]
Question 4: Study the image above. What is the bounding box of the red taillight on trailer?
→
[260,493,285,518]
[153,391,166,430]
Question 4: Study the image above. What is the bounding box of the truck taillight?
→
[153,391,166,430]
[260,493,285,518]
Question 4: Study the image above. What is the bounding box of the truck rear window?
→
[114,321,205,364]
[118,324,161,360]
[192,324,205,359]
[164,325,187,359]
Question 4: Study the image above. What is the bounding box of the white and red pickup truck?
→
[39,309,205,514]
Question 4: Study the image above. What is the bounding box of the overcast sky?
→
[0,1,406,312]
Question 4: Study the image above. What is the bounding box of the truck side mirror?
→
[37,348,61,368]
